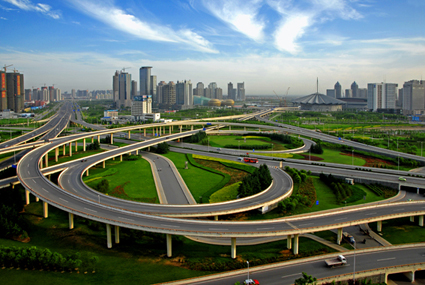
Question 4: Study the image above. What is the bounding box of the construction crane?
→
[273,90,283,107]
[2,64,13,72]
[122,67,131,72]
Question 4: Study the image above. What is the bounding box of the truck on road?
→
[325,255,347,268]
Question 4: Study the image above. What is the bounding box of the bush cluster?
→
[237,164,272,198]
[320,174,354,203]
[155,142,169,154]
[0,205,28,239]
[94,179,109,193]
[244,132,304,148]
[86,140,100,150]
[224,144,270,150]
[0,246,98,272]
[309,143,323,154]
[184,131,207,143]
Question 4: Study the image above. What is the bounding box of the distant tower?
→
[228,82,234,100]
[139,66,152,96]
[351,81,359,98]
[237,82,245,101]
[150,75,157,103]
[335,82,342,98]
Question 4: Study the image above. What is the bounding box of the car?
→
[237,157,243,161]
[244,279,260,285]
[399,177,406,181]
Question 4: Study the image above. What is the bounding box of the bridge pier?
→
[75,141,78,152]
[191,125,193,131]
[103,161,105,168]
[44,154,48,168]
[83,139,86,151]
[159,127,162,136]
[115,226,120,244]
[410,216,415,223]
[35,196,39,202]
[136,149,138,155]
[377,220,382,232]
[214,216,218,221]
[69,143,72,156]
[166,234,172,257]
[55,147,59,162]
[419,216,424,227]
[403,271,415,282]
[337,228,343,245]
[106,224,112,248]
[25,189,30,205]
[179,125,182,133]
[128,131,131,139]
[91,137,94,143]
[43,201,48,218]
[293,234,299,255]
[69,213,74,229]
[144,129,146,137]
[244,126,246,131]
[120,155,122,162]
[63,144,66,156]
[231,237,236,259]
[287,235,292,249]
[97,135,100,142]
[110,134,114,144]
[86,169,89,176]
[169,126,172,134]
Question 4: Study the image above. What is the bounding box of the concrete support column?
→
[169,126,172,135]
[69,143,72,157]
[69,213,74,229]
[25,189,30,205]
[166,234,172,257]
[63,144,66,156]
[120,155,122,162]
[280,161,283,168]
[244,127,246,131]
[259,128,261,132]
[55,147,59,162]
[43,201,48,218]
[293,234,299,255]
[35,196,39,202]
[337,228,343,245]
[136,149,138,155]
[148,146,150,151]
[179,125,182,133]
[91,137,94,143]
[231,237,237,259]
[159,127,162,136]
[103,161,105,168]
[106,224,112,248]
[44,154,48,168]
[115,226,120,244]
[214,216,218,221]
[287,235,292,249]
[410,216,415,222]
[377,220,382,232]
[83,139,86,151]
[110,134,114,144]
[128,131,131,139]
[403,272,415,282]
[86,169,89,176]
[97,135,100,142]
[75,141,78,152]
[144,129,146,137]
[419,215,424,227]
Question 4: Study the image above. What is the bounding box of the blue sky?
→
[1,0,424,95]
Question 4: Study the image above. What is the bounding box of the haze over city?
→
[1,0,424,95]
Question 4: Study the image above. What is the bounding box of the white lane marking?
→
[334,217,347,221]
[119,217,134,222]
[282,273,301,278]
[161,224,180,228]
[377,257,395,261]
[84,208,97,213]
[27,171,30,174]
[27,164,29,168]
[32,180,37,184]
[41,188,49,193]
[257,227,274,230]
[68,179,70,184]
[298,223,313,227]
[59,198,68,203]
[365,212,376,216]
[209,228,228,231]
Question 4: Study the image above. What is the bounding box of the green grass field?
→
[369,217,425,244]
[83,157,158,203]
[306,148,366,166]
[162,152,224,203]
[209,182,241,203]
[206,135,289,151]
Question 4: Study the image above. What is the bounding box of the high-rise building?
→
[195,82,204,98]
[6,72,24,111]
[345,89,352,98]
[176,80,193,106]
[150,75,157,103]
[351,81,359,98]
[0,71,7,110]
[228,82,235,100]
[157,81,166,104]
[326,89,335,98]
[335,82,342,98]
[162,81,176,109]
[358,88,367,98]
[131,80,137,98]
[49,86,55,102]
[237,82,245,101]
[402,80,425,111]
[139,66,152,96]
[71,89,76,99]
[204,88,212,98]
[25,89,31,101]
[112,70,132,108]
[215,88,223,100]
[208,82,217,99]
[367,83,398,111]
[32,88,39,101]
[131,95,152,119]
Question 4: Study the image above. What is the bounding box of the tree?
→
[295,272,317,285]
[96,179,109,193]
[156,142,169,154]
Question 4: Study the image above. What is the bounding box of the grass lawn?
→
[47,146,105,166]
[369,217,425,244]
[83,157,158,203]
[304,148,366,166]
[209,182,241,203]
[206,135,290,151]
[162,152,224,203]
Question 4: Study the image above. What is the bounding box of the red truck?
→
[243,158,258,163]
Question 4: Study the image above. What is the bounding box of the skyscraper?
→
[131,80,138,98]
[367,83,398,111]
[112,70,132,108]
[345,89,352,98]
[6,72,23,111]
[150,75,157,103]
[139,66,152,96]
[334,82,342,98]
[215,88,223,99]
[195,82,204,98]
[326,89,335,98]
[351,81,359,98]
[162,81,176,109]
[0,71,7,110]
[237,82,245,101]
[176,80,193,106]
[228,82,235,100]
[402,80,425,111]
[157,81,166,104]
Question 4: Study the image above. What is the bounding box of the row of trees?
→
[319,174,353,203]
[86,139,100,150]
[0,246,98,273]
[244,132,304,148]
[237,164,272,198]
[185,131,207,143]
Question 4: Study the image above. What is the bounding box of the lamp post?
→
[398,155,400,171]
[246,261,250,281]
[352,149,354,166]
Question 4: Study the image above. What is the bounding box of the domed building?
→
[293,92,345,111]
[208,99,221,107]
[221,99,234,107]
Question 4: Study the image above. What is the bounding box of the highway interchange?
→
[3,102,425,284]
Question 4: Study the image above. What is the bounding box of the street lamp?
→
[352,150,354,166]
[246,261,250,281]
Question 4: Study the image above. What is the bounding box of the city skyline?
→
[1,0,424,95]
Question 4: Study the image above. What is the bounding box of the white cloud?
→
[69,0,218,54]
[2,0,60,19]
[268,0,362,54]
[202,0,265,42]
[0,16,6,20]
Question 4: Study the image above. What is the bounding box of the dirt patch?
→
[194,159,249,186]
[110,181,130,196]
[298,154,324,161]
[340,152,395,167]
